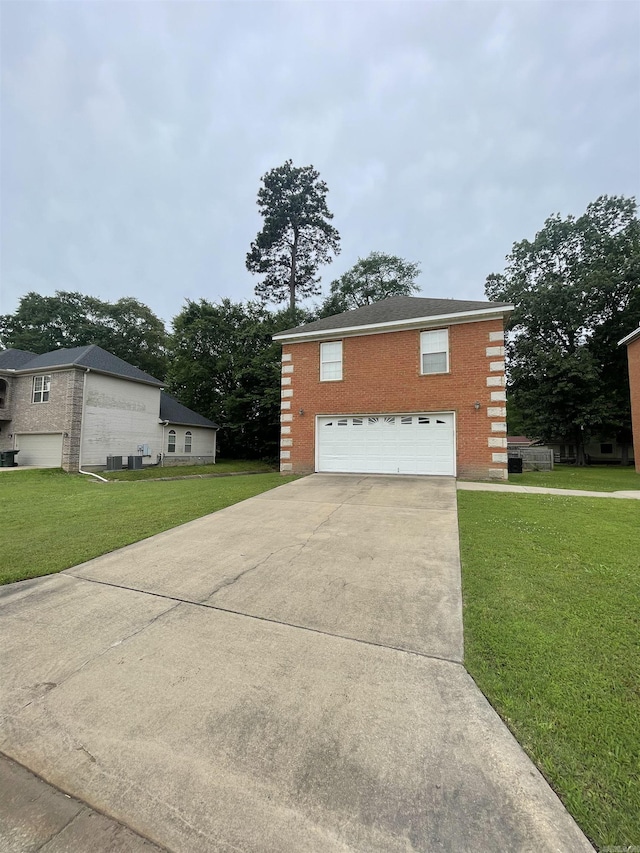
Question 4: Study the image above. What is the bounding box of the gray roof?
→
[160,392,218,429]
[276,295,513,337]
[0,345,163,386]
[0,349,38,369]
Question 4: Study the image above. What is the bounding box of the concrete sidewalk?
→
[458,480,640,499]
[0,475,593,852]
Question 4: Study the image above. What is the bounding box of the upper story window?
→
[0,378,7,408]
[184,431,192,453]
[32,374,51,403]
[320,341,342,381]
[420,329,449,375]
[167,429,176,452]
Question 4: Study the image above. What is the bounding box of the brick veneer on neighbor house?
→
[1,369,84,471]
[279,318,508,480]
[621,328,640,474]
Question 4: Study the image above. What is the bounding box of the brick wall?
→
[5,369,84,471]
[627,337,640,474]
[279,318,507,479]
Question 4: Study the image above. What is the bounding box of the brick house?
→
[273,296,513,480]
[0,345,218,471]
[619,325,640,473]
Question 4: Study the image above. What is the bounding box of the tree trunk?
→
[289,233,298,313]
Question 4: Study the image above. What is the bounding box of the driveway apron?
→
[0,474,592,852]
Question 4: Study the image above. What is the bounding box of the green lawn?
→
[103,459,276,481]
[458,491,640,851]
[1,468,295,585]
[513,464,640,492]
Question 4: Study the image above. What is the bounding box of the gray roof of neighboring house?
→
[0,345,163,386]
[275,295,513,338]
[160,392,219,429]
[0,349,39,369]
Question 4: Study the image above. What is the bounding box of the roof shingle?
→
[0,345,162,385]
[275,295,512,338]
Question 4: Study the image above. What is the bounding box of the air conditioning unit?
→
[127,455,143,470]
[106,455,123,471]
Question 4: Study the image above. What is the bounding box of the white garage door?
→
[317,413,455,476]
[15,433,64,467]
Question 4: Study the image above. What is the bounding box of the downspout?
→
[78,368,108,483]
[161,421,169,467]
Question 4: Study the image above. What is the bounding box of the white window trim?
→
[420,329,449,375]
[320,341,343,382]
[167,429,176,453]
[32,374,51,404]
[184,431,192,453]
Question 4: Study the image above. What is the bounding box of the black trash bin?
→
[508,456,523,474]
[0,449,19,467]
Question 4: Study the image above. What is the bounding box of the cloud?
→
[1,1,638,323]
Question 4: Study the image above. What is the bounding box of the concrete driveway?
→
[0,474,591,852]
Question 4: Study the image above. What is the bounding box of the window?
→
[320,341,342,381]
[168,430,176,453]
[600,443,613,454]
[32,375,51,403]
[420,329,449,374]
[184,431,192,453]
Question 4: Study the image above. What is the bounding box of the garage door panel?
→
[15,434,63,467]
[317,414,455,476]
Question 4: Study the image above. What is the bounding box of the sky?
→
[1,0,639,329]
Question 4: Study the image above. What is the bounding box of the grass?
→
[1,468,295,585]
[512,464,640,492]
[458,490,640,850]
[103,459,276,481]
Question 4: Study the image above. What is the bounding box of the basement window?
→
[32,374,51,403]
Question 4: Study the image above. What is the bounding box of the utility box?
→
[508,457,523,474]
[127,455,143,470]
[106,455,123,471]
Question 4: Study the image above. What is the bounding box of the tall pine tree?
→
[246,160,340,312]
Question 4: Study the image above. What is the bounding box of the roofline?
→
[273,305,514,343]
[162,419,218,429]
[618,327,640,347]
[4,362,163,386]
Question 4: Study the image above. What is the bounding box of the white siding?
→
[81,374,162,466]
[163,424,217,463]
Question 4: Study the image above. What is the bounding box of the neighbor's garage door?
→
[317,413,455,476]
[15,433,64,467]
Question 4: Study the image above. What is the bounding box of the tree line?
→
[1,158,638,463]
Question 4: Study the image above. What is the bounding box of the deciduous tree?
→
[168,299,313,459]
[0,291,169,379]
[319,252,421,317]
[485,195,640,463]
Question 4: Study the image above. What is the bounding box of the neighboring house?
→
[544,438,634,466]
[272,295,513,480]
[0,345,218,471]
[507,436,538,449]
[619,325,640,473]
